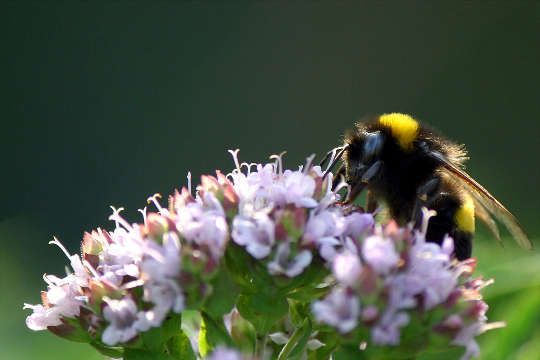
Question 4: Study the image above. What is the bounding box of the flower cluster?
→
[24,209,190,346]
[311,210,502,359]
[24,150,501,360]
[23,151,345,348]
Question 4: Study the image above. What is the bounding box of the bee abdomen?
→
[453,194,475,233]
[453,230,473,260]
[421,191,475,260]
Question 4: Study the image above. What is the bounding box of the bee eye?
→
[363,131,384,163]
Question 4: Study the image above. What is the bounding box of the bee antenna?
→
[322,145,348,180]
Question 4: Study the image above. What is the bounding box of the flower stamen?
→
[108,206,132,231]
[269,151,287,175]
[187,171,192,196]
[228,149,241,172]
[147,193,167,215]
[138,207,148,225]
[48,236,72,259]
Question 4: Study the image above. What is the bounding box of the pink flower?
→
[333,251,362,287]
[311,287,360,333]
[371,311,410,346]
[102,297,142,345]
[267,243,313,278]
[176,193,228,261]
[232,211,275,259]
[23,303,63,330]
[282,170,318,208]
[344,212,374,239]
[362,235,400,275]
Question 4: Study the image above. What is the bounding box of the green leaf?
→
[288,299,311,327]
[331,313,430,360]
[275,257,329,294]
[236,292,288,334]
[124,348,174,360]
[332,345,369,360]
[224,243,256,290]
[247,256,275,292]
[287,284,330,302]
[417,346,465,360]
[203,268,239,318]
[276,319,311,360]
[166,330,197,360]
[287,320,313,360]
[141,313,182,353]
[198,311,234,357]
[308,331,338,360]
[396,313,429,354]
[48,317,92,343]
[90,342,124,358]
[229,311,256,354]
[334,343,420,360]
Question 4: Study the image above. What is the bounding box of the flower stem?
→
[254,332,268,358]
[276,319,308,360]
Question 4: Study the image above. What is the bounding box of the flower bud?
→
[199,174,220,193]
[434,314,463,336]
[463,300,488,320]
[361,305,379,325]
[86,279,120,307]
[358,264,378,295]
[171,187,195,211]
[276,207,307,242]
[82,230,104,255]
[181,246,209,274]
[458,258,478,278]
[216,170,240,212]
[144,212,170,240]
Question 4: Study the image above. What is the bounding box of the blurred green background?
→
[2,2,539,359]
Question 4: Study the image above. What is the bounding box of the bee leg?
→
[343,161,383,205]
[331,164,346,190]
[322,146,348,180]
[366,190,378,213]
[412,177,442,227]
[319,146,342,167]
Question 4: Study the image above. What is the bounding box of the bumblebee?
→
[323,113,532,260]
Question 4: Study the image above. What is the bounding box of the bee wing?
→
[429,151,532,250]
[471,196,502,247]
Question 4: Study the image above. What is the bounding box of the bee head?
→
[362,131,384,163]
[344,130,385,181]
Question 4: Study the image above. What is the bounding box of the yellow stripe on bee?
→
[379,113,419,151]
[454,194,475,233]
